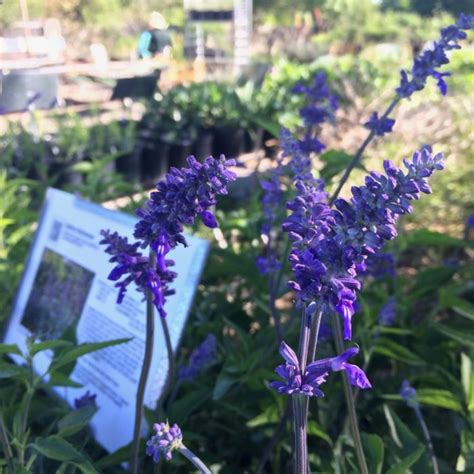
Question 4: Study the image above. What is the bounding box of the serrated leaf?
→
[361,432,384,474]
[57,405,97,437]
[387,446,425,474]
[374,338,425,366]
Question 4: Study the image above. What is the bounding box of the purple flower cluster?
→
[364,112,395,137]
[284,147,444,339]
[377,296,397,327]
[134,155,236,252]
[178,334,217,382]
[146,422,183,463]
[363,251,396,279]
[101,156,236,316]
[270,341,371,397]
[100,230,177,317]
[400,380,419,410]
[396,14,474,98]
[257,72,336,275]
[74,391,97,409]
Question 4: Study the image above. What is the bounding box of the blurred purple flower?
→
[377,297,397,327]
[74,391,97,409]
[396,14,473,98]
[364,112,395,137]
[178,334,217,382]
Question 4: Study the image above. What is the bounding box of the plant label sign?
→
[2,188,209,452]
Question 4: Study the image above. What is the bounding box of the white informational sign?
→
[2,189,209,453]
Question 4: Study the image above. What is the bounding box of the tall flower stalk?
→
[266,13,474,472]
[101,155,236,473]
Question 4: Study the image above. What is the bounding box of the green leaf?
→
[401,229,474,249]
[57,405,97,437]
[383,405,422,450]
[460,353,474,412]
[96,442,134,469]
[0,344,22,356]
[386,446,425,474]
[48,338,131,373]
[168,388,209,422]
[319,150,360,182]
[30,340,73,357]
[246,405,280,428]
[48,372,83,388]
[30,436,97,473]
[0,362,29,381]
[373,338,425,366]
[361,432,384,474]
[213,374,237,400]
[434,324,474,348]
[307,420,333,446]
[415,388,464,413]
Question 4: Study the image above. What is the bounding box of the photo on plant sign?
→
[20,248,94,340]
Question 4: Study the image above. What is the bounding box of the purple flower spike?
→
[364,112,395,137]
[377,297,397,327]
[178,334,217,382]
[101,155,235,317]
[284,147,444,340]
[396,14,473,98]
[134,155,236,252]
[146,422,183,463]
[270,342,371,396]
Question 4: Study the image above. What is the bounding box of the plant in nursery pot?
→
[114,119,141,183]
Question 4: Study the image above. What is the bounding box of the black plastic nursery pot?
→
[212,125,246,158]
[115,151,141,183]
[244,127,264,153]
[168,140,194,169]
[192,128,214,162]
[141,139,170,185]
[49,162,82,188]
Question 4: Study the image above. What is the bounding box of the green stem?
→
[414,407,439,474]
[131,252,156,474]
[0,413,14,473]
[178,445,212,474]
[332,313,368,474]
[292,397,307,474]
[158,315,175,413]
[329,97,401,204]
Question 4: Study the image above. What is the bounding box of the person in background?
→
[137,11,172,59]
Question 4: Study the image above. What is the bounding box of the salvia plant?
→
[96,12,474,474]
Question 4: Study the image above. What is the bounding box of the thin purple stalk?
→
[131,251,156,474]
[329,97,401,204]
